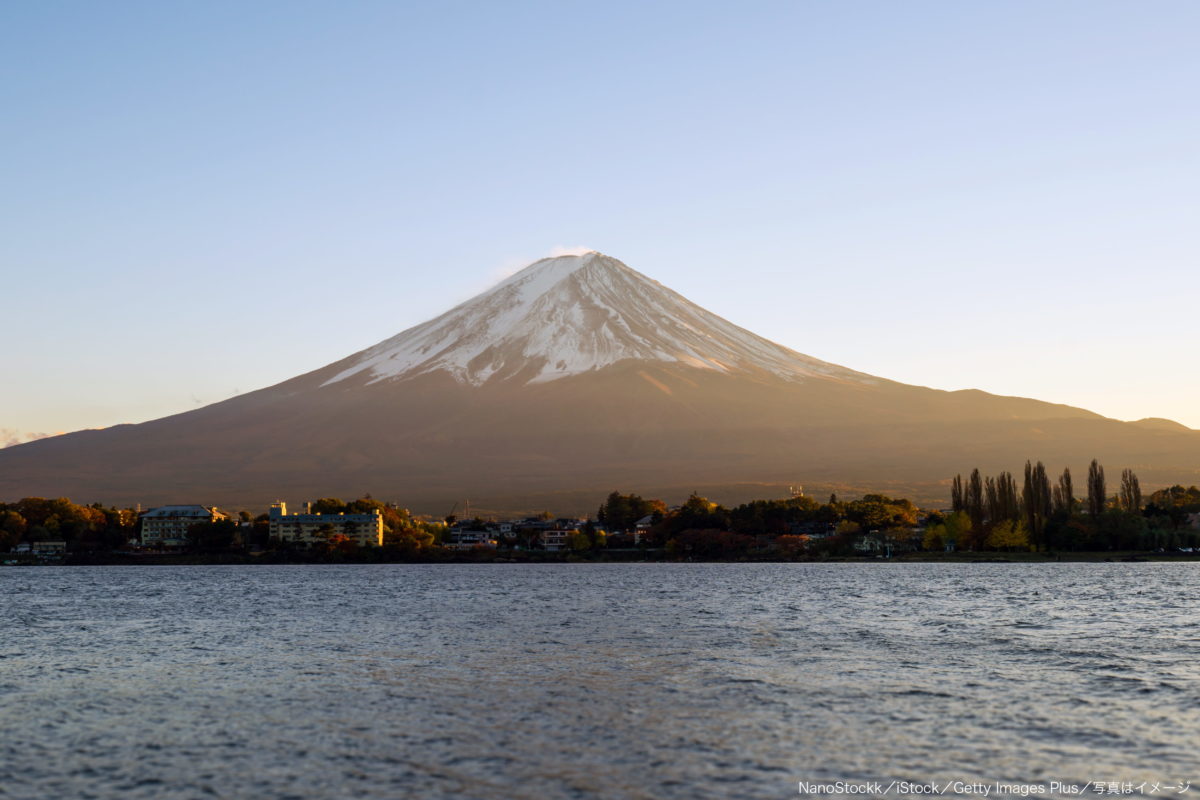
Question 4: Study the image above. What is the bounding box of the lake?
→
[1,563,1196,799]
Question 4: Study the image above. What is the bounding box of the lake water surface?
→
[1,563,1197,799]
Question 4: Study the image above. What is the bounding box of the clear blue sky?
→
[3,0,1199,442]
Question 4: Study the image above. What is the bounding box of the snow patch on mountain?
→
[323,252,872,387]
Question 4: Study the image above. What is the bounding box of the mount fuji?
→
[2,252,1197,513]
[323,252,871,388]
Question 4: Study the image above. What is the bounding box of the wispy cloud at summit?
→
[0,429,57,448]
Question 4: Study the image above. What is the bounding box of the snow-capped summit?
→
[324,251,869,387]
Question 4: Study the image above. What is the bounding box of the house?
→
[268,502,383,547]
[853,532,885,554]
[633,515,655,544]
[443,526,498,550]
[8,540,68,561]
[141,505,229,547]
[787,522,836,539]
[540,528,578,551]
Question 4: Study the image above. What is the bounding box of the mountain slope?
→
[2,253,1197,513]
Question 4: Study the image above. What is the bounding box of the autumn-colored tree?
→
[0,510,27,550]
[987,519,1030,551]
[776,535,808,558]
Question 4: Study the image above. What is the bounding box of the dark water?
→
[1,564,1197,799]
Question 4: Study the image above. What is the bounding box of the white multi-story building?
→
[541,528,578,551]
[141,505,228,546]
[268,502,383,547]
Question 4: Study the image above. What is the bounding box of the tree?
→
[597,491,665,532]
[1119,468,1142,513]
[986,471,1019,524]
[0,510,27,551]
[313,523,338,544]
[922,524,945,551]
[839,495,918,537]
[966,469,985,531]
[1087,460,1106,518]
[941,511,972,550]
[987,519,1029,551]
[310,498,347,514]
[1053,467,1075,515]
[186,519,238,553]
[1021,461,1052,550]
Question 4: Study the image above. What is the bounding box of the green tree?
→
[942,511,972,550]
[310,498,347,514]
[922,524,945,551]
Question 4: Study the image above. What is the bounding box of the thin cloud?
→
[0,429,58,448]
[549,245,595,257]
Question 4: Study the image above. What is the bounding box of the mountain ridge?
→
[1,252,1197,513]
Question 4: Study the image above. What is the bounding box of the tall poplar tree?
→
[966,469,985,533]
[1053,467,1075,515]
[1119,468,1142,513]
[997,471,1020,521]
[1087,459,1106,518]
[1021,460,1053,550]
[985,476,999,525]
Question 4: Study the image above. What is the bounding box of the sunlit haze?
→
[4,1,1199,439]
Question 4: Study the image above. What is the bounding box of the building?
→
[541,528,578,551]
[268,502,383,547]
[633,515,655,544]
[141,505,228,547]
[443,526,498,550]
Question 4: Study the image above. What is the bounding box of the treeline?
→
[6,476,1199,563]
[946,460,1200,552]
[0,495,445,560]
[0,497,137,552]
[598,490,922,558]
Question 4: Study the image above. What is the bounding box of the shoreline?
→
[8,550,1200,567]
